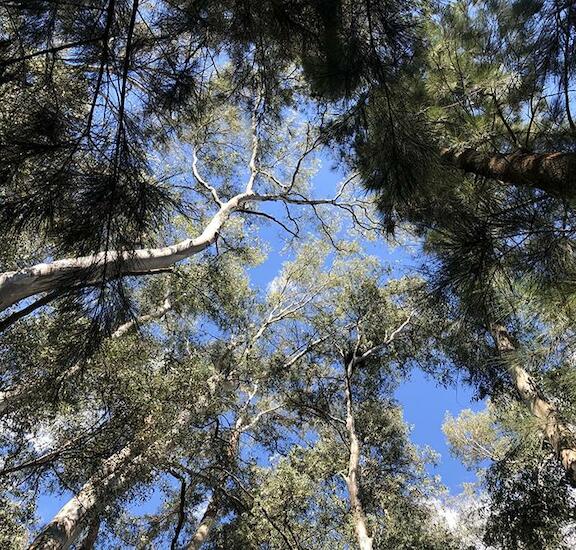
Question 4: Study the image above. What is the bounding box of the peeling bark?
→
[441,148,576,199]
[491,324,576,485]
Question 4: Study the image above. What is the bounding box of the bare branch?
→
[355,310,415,365]
[192,148,222,206]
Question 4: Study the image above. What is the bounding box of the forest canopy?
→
[1,1,576,548]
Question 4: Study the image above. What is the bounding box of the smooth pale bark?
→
[344,359,373,550]
[0,299,172,416]
[0,193,254,313]
[441,148,576,199]
[109,295,172,339]
[31,412,189,549]
[492,324,576,484]
[29,443,136,550]
[186,498,220,550]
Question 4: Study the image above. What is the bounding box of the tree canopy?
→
[2,1,576,549]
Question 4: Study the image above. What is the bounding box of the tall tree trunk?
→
[441,148,576,199]
[30,411,188,549]
[185,417,244,549]
[29,443,136,550]
[186,498,220,550]
[491,324,576,484]
[343,360,373,550]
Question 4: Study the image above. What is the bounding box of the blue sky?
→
[246,157,483,496]
[34,154,483,535]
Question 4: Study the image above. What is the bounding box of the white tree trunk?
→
[344,361,373,550]
[29,444,135,549]
[30,411,189,549]
[185,417,244,549]
[0,193,253,313]
[186,498,220,550]
[492,324,576,484]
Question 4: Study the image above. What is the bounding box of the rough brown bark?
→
[491,324,576,484]
[441,148,576,199]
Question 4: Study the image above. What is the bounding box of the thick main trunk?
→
[0,193,252,313]
[491,324,576,484]
[441,148,576,199]
[344,363,373,550]
[29,443,135,550]
[186,498,220,550]
[31,411,189,549]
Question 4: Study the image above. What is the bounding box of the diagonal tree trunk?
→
[491,324,576,484]
[186,497,220,550]
[30,411,189,549]
[0,193,254,313]
[29,442,137,550]
[185,414,247,549]
[440,148,576,199]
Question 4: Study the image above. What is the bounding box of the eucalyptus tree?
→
[0,241,257,547]
[0,47,390,545]
[172,245,466,550]
[0,0,418,319]
[1,237,348,546]
[444,400,576,549]
[21,241,468,550]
